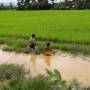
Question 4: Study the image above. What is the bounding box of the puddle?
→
[0,50,90,85]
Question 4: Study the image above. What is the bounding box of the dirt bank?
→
[0,50,90,85]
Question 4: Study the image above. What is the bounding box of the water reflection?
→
[30,53,37,75]
[44,55,51,67]
[31,53,37,65]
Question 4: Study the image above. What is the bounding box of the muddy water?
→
[0,50,90,85]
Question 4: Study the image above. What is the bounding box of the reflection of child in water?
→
[44,42,52,56]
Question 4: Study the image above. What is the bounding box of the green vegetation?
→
[0,64,90,90]
[0,11,90,54]
[0,64,25,80]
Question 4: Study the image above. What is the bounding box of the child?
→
[29,34,36,51]
[44,42,52,56]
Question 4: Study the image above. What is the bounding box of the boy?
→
[29,34,36,51]
[44,42,52,56]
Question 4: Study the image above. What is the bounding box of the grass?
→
[0,64,90,90]
[0,10,90,54]
[1,36,90,55]
[0,64,25,81]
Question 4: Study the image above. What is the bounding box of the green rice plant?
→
[0,10,90,44]
[0,10,90,54]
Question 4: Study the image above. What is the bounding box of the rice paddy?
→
[0,10,90,54]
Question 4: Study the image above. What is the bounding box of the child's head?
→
[32,34,35,38]
[46,42,50,47]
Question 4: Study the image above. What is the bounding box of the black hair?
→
[32,34,35,38]
[46,42,50,46]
